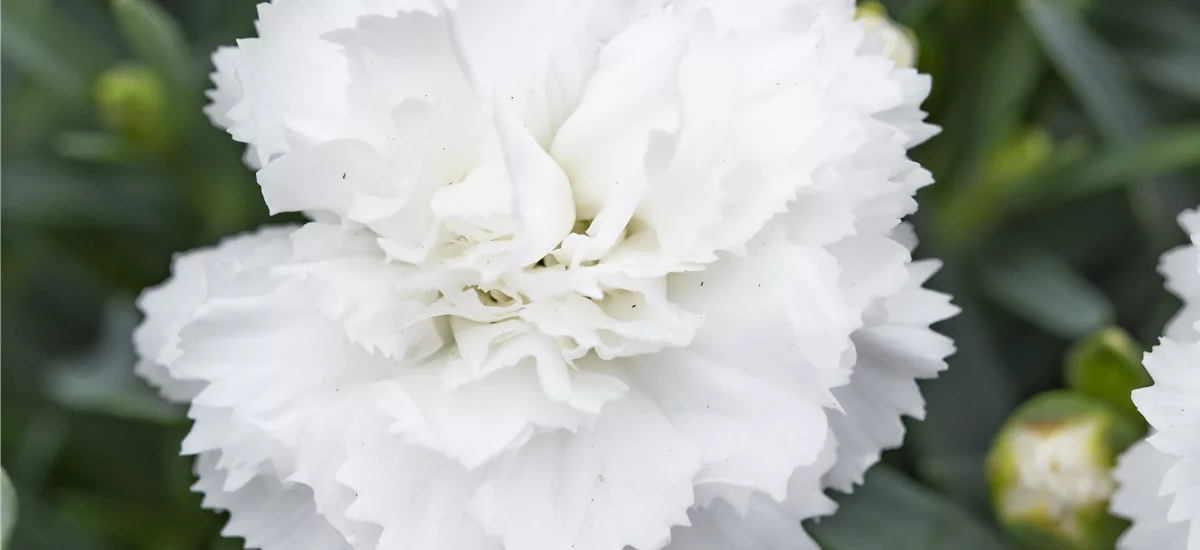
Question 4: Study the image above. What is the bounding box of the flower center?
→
[475,287,518,308]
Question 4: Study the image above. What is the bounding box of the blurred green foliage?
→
[2,0,1199,548]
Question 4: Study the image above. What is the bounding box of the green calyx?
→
[1065,326,1151,427]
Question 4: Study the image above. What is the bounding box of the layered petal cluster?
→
[137,1,954,548]
[1112,208,1200,550]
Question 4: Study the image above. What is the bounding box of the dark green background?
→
[3,0,1199,548]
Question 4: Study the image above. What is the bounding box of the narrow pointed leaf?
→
[980,247,1114,339]
[1057,124,1200,201]
[0,17,88,101]
[1132,51,1200,104]
[1019,0,1179,246]
[1019,0,1148,140]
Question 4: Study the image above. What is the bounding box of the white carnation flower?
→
[1112,208,1200,550]
[138,1,954,548]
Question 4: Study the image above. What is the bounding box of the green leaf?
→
[912,323,1019,513]
[1019,0,1176,246]
[55,488,206,550]
[1,159,179,232]
[1,468,15,550]
[1132,51,1200,104]
[979,247,1114,339]
[1019,0,1147,140]
[45,300,183,426]
[110,0,195,94]
[210,536,245,550]
[938,127,1088,251]
[938,121,1200,247]
[980,124,1200,231]
[926,16,1044,202]
[1054,124,1200,202]
[0,15,88,101]
[1065,327,1151,426]
[806,465,1012,550]
[54,131,142,164]
[908,263,1021,515]
[1109,1,1200,52]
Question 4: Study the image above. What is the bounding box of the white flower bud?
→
[856,2,919,68]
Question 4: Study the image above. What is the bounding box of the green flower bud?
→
[985,126,1054,187]
[94,64,171,151]
[987,391,1140,550]
[1065,327,1151,426]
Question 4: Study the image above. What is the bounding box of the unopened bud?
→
[855,2,919,68]
[95,64,171,150]
[988,391,1139,549]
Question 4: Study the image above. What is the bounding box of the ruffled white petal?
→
[470,389,699,550]
[1162,209,1200,343]
[1113,441,1193,549]
[194,452,351,550]
[666,439,837,550]
[825,259,957,491]
[204,47,243,131]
